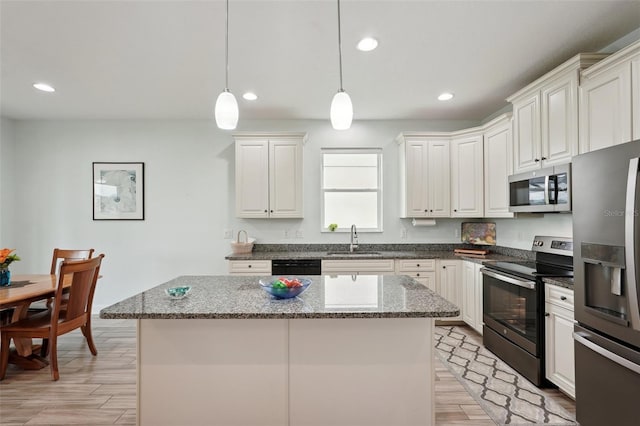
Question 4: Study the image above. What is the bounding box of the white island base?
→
[137,317,435,426]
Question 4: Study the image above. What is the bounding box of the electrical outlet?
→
[224,229,233,239]
[284,230,290,238]
[296,230,303,239]
[400,228,407,239]
[454,228,460,238]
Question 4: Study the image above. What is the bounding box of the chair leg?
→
[0,333,10,380]
[81,323,98,356]
[40,338,49,357]
[49,335,59,381]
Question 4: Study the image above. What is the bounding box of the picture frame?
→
[93,162,145,220]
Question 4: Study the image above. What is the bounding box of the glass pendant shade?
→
[215,90,239,130]
[330,90,353,130]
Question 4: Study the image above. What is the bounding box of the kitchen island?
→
[100,275,459,426]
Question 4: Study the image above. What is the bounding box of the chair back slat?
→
[52,255,104,324]
[50,248,94,275]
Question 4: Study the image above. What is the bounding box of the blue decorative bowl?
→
[259,277,311,299]
[165,286,191,299]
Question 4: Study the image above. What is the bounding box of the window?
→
[321,148,382,232]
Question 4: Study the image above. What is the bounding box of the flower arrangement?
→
[0,248,20,270]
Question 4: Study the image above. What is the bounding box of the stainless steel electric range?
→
[480,235,573,386]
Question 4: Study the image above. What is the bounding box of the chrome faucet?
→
[350,224,359,252]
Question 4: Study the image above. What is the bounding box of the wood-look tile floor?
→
[0,317,575,425]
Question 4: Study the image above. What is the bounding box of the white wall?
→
[1,117,571,310]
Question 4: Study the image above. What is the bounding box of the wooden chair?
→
[0,254,105,381]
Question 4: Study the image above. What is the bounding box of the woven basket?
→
[231,230,255,254]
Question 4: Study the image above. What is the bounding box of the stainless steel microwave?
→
[508,164,571,212]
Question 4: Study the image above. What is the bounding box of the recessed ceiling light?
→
[33,82,55,93]
[438,92,454,101]
[242,92,258,101]
[357,37,378,52]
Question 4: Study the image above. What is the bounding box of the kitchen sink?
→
[326,251,381,256]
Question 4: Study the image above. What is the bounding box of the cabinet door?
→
[579,61,632,153]
[404,140,430,217]
[451,134,483,217]
[513,93,541,173]
[473,263,484,335]
[545,303,576,399]
[461,261,476,328]
[235,139,270,218]
[541,73,578,165]
[437,260,461,321]
[269,139,303,218]
[413,272,437,292]
[633,58,640,140]
[427,140,451,217]
[483,119,514,218]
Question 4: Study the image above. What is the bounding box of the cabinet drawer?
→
[545,283,574,311]
[395,259,436,272]
[322,259,396,273]
[229,260,271,275]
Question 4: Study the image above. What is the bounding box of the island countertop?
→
[99,274,460,320]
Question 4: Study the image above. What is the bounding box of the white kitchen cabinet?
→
[234,132,306,218]
[321,259,396,275]
[508,53,606,173]
[579,40,640,153]
[483,114,514,218]
[450,132,484,217]
[228,260,272,276]
[397,134,451,218]
[462,260,484,334]
[395,259,437,291]
[436,259,462,322]
[544,283,576,399]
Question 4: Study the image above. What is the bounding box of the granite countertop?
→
[99,275,460,320]
[543,276,574,290]
[225,243,534,262]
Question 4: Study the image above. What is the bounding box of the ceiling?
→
[1,0,639,122]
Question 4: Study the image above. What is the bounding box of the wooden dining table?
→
[0,274,70,370]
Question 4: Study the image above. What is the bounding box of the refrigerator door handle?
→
[625,157,640,331]
[574,331,640,375]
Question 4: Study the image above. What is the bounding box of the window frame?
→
[320,147,383,233]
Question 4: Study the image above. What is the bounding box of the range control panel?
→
[532,236,574,256]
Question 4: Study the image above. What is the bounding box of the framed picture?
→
[461,222,496,245]
[93,162,145,220]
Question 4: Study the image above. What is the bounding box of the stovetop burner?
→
[484,260,573,280]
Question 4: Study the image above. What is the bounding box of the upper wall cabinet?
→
[234,132,306,218]
[397,134,450,218]
[483,114,514,218]
[579,40,640,153]
[450,131,484,217]
[508,53,607,173]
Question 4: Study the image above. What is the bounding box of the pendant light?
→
[330,0,353,130]
[215,0,239,130]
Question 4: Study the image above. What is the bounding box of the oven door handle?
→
[480,268,536,290]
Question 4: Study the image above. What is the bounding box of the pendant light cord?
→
[337,0,344,92]
[225,0,230,91]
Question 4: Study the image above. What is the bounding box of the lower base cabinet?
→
[462,261,483,334]
[544,283,576,399]
[395,259,437,291]
[436,260,462,322]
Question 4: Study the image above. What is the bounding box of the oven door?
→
[481,268,540,355]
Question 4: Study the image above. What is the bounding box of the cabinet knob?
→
[416,264,420,267]
[454,209,457,212]
[560,296,567,301]
[424,209,428,213]
[416,273,420,277]
[545,312,550,317]
[442,266,446,269]
[270,210,274,213]
[248,265,252,268]
[541,157,547,161]
[534,158,540,162]
[264,209,268,213]
[430,210,433,212]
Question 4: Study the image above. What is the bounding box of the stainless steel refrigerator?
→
[573,139,640,426]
